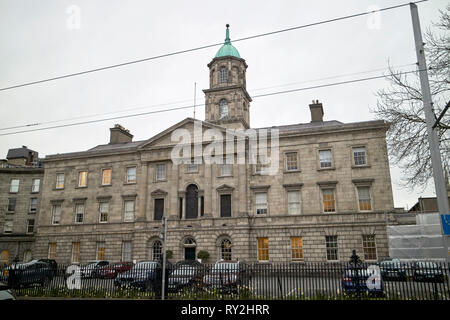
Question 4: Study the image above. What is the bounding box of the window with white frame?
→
[285,152,298,171]
[102,168,112,185]
[96,242,106,260]
[126,166,137,183]
[7,198,16,212]
[124,200,135,222]
[48,243,56,259]
[29,198,38,213]
[290,237,303,261]
[4,220,13,234]
[78,171,88,187]
[10,179,19,193]
[287,190,301,215]
[155,164,166,181]
[325,236,339,261]
[122,241,132,262]
[31,179,40,192]
[55,173,65,189]
[26,219,34,234]
[257,237,269,262]
[75,203,85,223]
[319,149,333,168]
[99,202,109,223]
[322,188,336,213]
[362,235,377,260]
[352,147,367,166]
[219,99,228,119]
[52,203,62,225]
[72,242,80,264]
[357,186,372,211]
[255,192,268,215]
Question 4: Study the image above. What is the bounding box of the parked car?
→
[378,259,407,281]
[1,260,54,288]
[37,259,58,276]
[341,267,384,297]
[168,261,208,292]
[412,261,445,282]
[80,260,109,278]
[114,261,160,291]
[0,282,16,300]
[97,262,134,279]
[203,260,249,293]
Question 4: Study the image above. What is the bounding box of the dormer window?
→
[219,67,227,83]
[219,99,228,119]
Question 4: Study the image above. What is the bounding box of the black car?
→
[341,267,384,297]
[203,261,249,293]
[412,261,445,282]
[37,259,58,276]
[168,261,208,292]
[114,261,160,291]
[2,260,54,288]
[378,259,407,281]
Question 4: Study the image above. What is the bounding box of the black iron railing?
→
[1,258,449,300]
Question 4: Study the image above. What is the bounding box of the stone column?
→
[169,162,179,218]
[137,162,148,222]
[203,164,213,217]
[237,163,248,217]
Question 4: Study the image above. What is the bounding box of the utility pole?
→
[160,216,168,299]
[410,3,450,262]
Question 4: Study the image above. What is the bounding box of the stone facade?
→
[0,164,44,266]
[32,28,396,265]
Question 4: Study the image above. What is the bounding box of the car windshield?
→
[417,262,438,268]
[172,266,196,276]
[212,263,238,273]
[133,262,157,271]
[345,269,370,277]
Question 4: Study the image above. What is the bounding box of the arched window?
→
[152,240,162,261]
[220,239,232,261]
[219,99,228,119]
[219,67,227,83]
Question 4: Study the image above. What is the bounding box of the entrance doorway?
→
[184,247,196,260]
[183,237,197,260]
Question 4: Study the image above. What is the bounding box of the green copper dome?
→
[215,24,241,58]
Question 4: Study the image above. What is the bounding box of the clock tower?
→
[203,25,252,130]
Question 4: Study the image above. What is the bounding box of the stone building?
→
[0,146,43,266]
[33,26,396,264]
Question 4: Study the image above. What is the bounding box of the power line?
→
[0,0,427,92]
[0,63,416,132]
[0,68,426,137]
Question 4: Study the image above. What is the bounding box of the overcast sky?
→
[0,0,447,210]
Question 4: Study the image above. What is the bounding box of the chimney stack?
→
[309,100,324,122]
[109,124,133,144]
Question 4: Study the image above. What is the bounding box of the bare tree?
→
[373,6,449,190]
